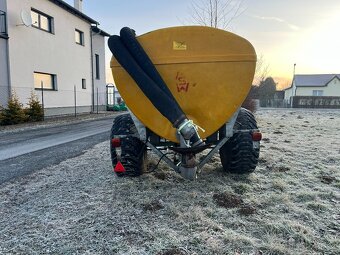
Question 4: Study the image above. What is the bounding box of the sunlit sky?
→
[64,0,340,89]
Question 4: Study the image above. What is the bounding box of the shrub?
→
[242,85,258,113]
[26,92,44,122]
[0,93,28,125]
[242,93,257,113]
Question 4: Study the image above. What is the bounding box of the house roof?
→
[91,26,110,37]
[294,74,340,87]
[48,0,110,36]
[48,0,98,24]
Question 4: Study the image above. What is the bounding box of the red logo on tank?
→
[176,72,196,92]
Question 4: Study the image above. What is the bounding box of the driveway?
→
[0,117,115,184]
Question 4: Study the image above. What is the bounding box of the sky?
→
[64,0,340,89]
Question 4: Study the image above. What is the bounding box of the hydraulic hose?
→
[108,29,204,147]
[119,27,182,111]
[108,35,186,126]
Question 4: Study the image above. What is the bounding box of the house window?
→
[0,10,7,36]
[82,79,86,89]
[75,29,84,45]
[95,54,100,79]
[31,9,53,33]
[312,90,323,96]
[34,72,56,90]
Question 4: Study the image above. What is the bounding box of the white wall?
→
[92,33,107,107]
[325,77,340,96]
[284,77,340,99]
[0,0,6,10]
[284,87,293,100]
[7,0,93,108]
[0,39,9,106]
[0,0,9,106]
[295,77,340,97]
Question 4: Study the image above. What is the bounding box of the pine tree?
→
[0,93,28,125]
[26,92,44,122]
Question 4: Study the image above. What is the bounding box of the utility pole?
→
[290,63,296,107]
[293,63,296,96]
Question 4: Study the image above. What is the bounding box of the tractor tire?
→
[110,113,147,177]
[219,108,260,174]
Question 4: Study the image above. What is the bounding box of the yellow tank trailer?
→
[108,26,262,180]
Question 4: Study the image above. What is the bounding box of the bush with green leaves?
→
[0,93,28,125]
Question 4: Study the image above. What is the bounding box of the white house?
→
[284,74,340,101]
[106,83,122,107]
[0,0,110,116]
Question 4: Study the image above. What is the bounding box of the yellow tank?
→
[110,26,256,142]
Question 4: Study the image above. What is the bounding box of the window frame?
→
[312,90,324,96]
[82,79,86,89]
[75,29,84,46]
[34,72,57,91]
[95,54,100,79]
[0,10,7,37]
[31,9,54,34]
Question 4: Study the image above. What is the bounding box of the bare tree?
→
[188,0,263,112]
[188,0,244,30]
[254,54,270,86]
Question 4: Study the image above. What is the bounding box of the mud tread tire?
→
[219,108,260,174]
[110,113,146,177]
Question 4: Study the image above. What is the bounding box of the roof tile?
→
[294,74,340,87]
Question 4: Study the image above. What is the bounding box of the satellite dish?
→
[20,10,33,27]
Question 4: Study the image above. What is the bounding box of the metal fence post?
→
[106,85,108,110]
[96,87,99,114]
[113,86,116,105]
[41,81,45,121]
[74,85,77,117]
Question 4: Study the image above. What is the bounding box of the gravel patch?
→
[0,108,339,254]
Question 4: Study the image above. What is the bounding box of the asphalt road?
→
[0,117,114,184]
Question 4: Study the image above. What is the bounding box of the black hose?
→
[108,35,186,126]
[119,27,181,109]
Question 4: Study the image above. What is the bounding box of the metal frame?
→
[129,109,240,179]
[146,142,179,172]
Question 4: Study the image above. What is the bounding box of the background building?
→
[284,74,340,108]
[284,74,340,101]
[0,0,109,116]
